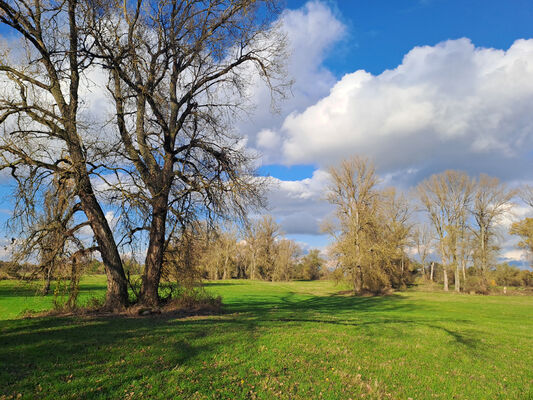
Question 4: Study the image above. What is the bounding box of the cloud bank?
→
[275,38,533,182]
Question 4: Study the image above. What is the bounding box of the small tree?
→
[413,224,434,280]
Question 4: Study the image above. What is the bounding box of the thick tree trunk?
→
[140,196,168,307]
[76,174,129,310]
[443,268,449,291]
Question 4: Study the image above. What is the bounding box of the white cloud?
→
[240,1,346,162]
[257,129,281,150]
[277,38,533,182]
[264,169,333,235]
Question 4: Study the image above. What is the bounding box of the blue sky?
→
[1,0,533,262]
[262,0,533,180]
[287,0,533,76]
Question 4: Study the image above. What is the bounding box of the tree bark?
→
[140,194,169,307]
[443,268,449,291]
[43,267,52,295]
[455,264,461,292]
[79,189,129,309]
[430,262,434,282]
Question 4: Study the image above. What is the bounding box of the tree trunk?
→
[251,252,256,280]
[42,267,52,295]
[77,176,129,310]
[140,195,169,307]
[443,268,449,291]
[430,262,434,282]
[455,264,461,292]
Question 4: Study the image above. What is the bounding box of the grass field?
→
[1,277,533,399]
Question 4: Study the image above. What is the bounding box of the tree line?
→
[163,216,324,282]
[326,156,533,294]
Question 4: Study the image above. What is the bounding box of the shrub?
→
[166,287,222,314]
[464,276,490,295]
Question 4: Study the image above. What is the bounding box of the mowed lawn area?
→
[1,277,533,399]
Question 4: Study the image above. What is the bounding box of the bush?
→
[165,287,222,314]
[464,276,490,295]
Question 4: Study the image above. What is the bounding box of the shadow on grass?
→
[0,282,107,298]
[0,287,482,398]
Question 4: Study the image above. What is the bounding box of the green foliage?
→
[491,263,533,287]
[294,249,324,280]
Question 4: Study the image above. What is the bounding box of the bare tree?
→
[509,218,533,267]
[85,0,287,306]
[413,224,434,280]
[272,238,300,281]
[12,175,89,295]
[520,185,533,208]
[325,157,381,293]
[471,174,516,282]
[0,0,128,309]
[417,171,474,292]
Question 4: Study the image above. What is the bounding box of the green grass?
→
[1,277,533,399]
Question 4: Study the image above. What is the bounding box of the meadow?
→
[1,277,533,399]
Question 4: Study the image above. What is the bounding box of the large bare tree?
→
[0,0,129,309]
[85,0,287,305]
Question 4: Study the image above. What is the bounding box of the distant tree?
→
[378,187,413,288]
[272,239,300,281]
[325,157,381,293]
[417,170,474,292]
[325,157,413,294]
[520,185,533,208]
[471,174,516,283]
[509,218,533,267]
[244,216,281,280]
[413,224,434,280]
[298,249,324,280]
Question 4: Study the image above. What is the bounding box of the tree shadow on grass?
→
[0,282,107,298]
[0,288,483,398]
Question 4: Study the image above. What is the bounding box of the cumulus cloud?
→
[241,1,346,161]
[277,38,533,182]
[264,169,333,235]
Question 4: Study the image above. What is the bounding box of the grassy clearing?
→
[1,277,533,399]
